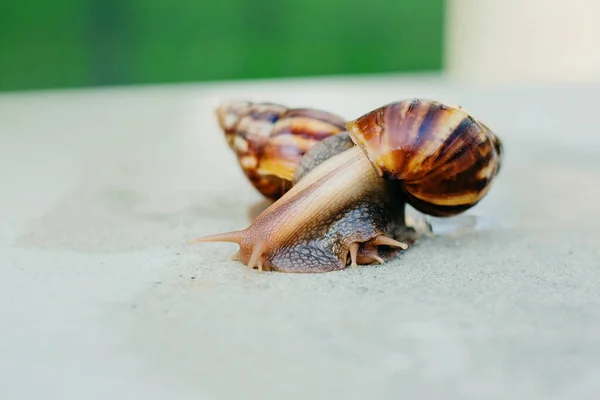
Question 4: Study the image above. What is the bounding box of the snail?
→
[192,99,503,273]
[215,100,346,200]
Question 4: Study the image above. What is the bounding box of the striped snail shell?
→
[346,99,503,217]
[216,100,346,200]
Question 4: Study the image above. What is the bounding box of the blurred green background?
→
[0,0,444,92]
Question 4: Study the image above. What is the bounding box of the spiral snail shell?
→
[347,99,503,216]
[192,99,504,273]
[216,100,346,200]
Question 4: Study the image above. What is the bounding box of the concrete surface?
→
[1,75,599,400]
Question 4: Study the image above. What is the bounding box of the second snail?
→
[191,99,504,273]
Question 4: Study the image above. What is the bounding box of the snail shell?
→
[346,99,503,217]
[216,100,346,200]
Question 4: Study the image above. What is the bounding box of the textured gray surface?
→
[1,75,599,399]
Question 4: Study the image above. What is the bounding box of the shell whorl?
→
[216,101,346,200]
[346,99,503,217]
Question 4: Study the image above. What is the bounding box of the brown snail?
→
[216,100,346,200]
[192,99,504,273]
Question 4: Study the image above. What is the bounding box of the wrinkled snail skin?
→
[196,99,503,273]
[215,100,346,200]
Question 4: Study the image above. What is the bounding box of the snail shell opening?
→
[346,99,503,217]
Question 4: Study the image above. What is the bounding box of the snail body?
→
[193,99,503,273]
[216,100,346,200]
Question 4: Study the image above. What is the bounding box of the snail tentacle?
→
[370,235,409,250]
[348,242,360,267]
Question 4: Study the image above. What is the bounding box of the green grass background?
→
[0,0,444,92]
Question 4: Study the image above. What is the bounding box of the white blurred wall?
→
[445,0,600,85]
